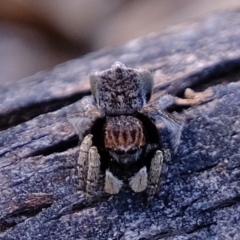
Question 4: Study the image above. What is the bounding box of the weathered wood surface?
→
[1,9,240,240]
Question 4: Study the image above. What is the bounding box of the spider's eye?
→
[126,148,138,155]
[114,150,125,155]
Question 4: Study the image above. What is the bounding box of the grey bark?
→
[1,9,240,240]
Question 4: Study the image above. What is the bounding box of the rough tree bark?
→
[1,8,240,240]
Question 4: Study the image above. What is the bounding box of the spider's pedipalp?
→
[104,170,123,194]
[147,150,164,201]
[86,146,100,198]
[129,166,148,192]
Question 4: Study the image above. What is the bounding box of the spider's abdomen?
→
[104,115,146,163]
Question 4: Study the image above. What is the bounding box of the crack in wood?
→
[0,91,90,131]
[201,195,240,213]
[0,194,53,233]
[29,135,79,157]
[163,57,240,96]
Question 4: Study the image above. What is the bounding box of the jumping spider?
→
[69,62,182,201]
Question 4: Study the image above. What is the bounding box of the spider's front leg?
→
[78,134,100,198]
[146,149,171,201]
[146,150,164,201]
[129,149,170,201]
[86,146,100,198]
[77,134,93,190]
[128,152,163,200]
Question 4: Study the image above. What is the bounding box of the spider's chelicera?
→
[69,62,181,201]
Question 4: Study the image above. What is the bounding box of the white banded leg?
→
[86,146,100,197]
[129,167,148,192]
[147,150,164,201]
[77,134,93,190]
[104,170,123,194]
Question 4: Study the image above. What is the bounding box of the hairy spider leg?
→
[147,150,164,201]
[86,146,101,197]
[77,134,93,190]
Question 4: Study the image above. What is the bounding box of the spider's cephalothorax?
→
[69,62,182,201]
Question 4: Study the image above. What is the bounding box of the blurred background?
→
[1,0,240,86]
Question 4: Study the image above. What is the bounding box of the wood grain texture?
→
[1,9,240,240]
